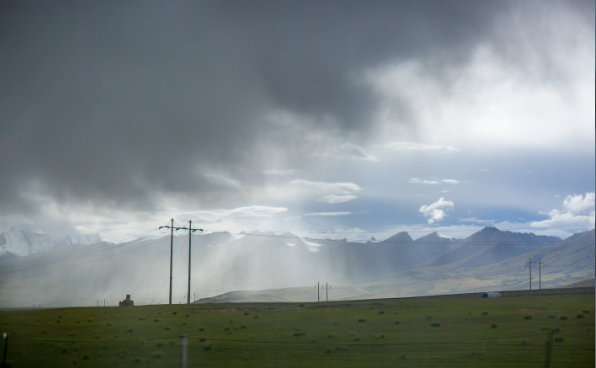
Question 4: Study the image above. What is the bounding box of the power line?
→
[0,226,163,277]
[150,237,186,305]
[132,236,168,294]
[0,237,168,285]
[211,230,595,246]
[206,224,595,235]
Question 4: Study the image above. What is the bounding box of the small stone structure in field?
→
[119,294,134,306]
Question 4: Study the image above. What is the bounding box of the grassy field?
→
[0,293,593,367]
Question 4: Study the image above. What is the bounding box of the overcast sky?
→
[0,0,594,242]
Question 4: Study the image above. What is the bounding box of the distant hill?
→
[562,278,595,288]
[368,231,458,272]
[194,285,369,303]
[419,227,561,270]
[479,229,595,279]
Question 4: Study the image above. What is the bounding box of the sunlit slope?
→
[347,229,595,300]
[194,286,370,303]
[418,227,561,270]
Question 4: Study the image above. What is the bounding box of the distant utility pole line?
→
[314,282,331,302]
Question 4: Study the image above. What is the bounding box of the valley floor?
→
[0,293,594,367]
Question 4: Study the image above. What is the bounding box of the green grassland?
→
[0,294,593,367]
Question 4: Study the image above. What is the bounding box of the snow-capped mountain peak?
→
[0,227,102,259]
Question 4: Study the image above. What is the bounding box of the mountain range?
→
[0,226,101,261]
[0,226,592,307]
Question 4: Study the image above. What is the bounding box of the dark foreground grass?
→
[0,294,593,367]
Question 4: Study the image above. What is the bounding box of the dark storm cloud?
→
[0,0,582,215]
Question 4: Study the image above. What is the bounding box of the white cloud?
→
[262,169,302,176]
[367,24,595,155]
[318,194,358,204]
[383,142,459,153]
[531,192,595,229]
[409,178,460,185]
[563,192,595,214]
[320,143,379,162]
[441,190,450,193]
[459,217,494,224]
[419,197,454,224]
[190,205,289,221]
[203,173,241,188]
[290,180,361,194]
[304,212,351,216]
[290,180,361,205]
[409,178,439,185]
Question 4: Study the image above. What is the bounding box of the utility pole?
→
[544,331,554,368]
[538,259,541,290]
[526,258,539,290]
[315,282,320,302]
[323,282,331,302]
[158,219,203,305]
[529,258,532,290]
[3,332,8,368]
[170,218,174,304]
[180,334,187,368]
[188,220,192,304]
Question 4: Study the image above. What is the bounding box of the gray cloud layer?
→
[0,1,592,221]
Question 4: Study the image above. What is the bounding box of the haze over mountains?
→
[0,225,592,307]
[0,226,101,261]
